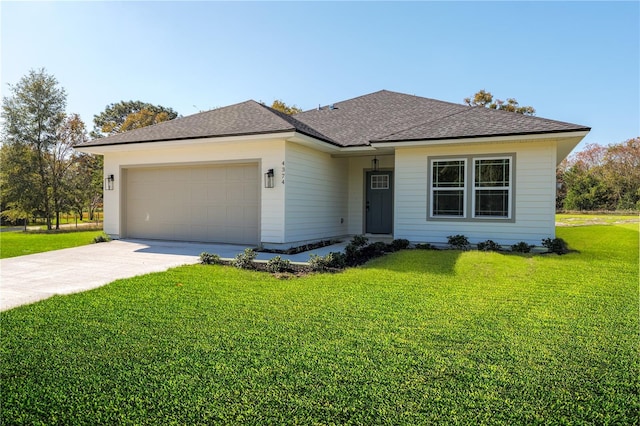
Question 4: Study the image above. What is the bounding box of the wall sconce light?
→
[105,174,115,191]
[371,156,379,171]
[264,169,275,188]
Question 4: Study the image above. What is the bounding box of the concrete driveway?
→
[0,238,348,312]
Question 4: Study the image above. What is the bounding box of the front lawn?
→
[0,230,106,259]
[1,224,638,424]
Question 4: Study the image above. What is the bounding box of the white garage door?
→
[125,163,260,244]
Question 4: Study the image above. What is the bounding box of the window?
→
[473,158,511,218]
[429,155,513,220]
[431,159,466,217]
[371,174,389,190]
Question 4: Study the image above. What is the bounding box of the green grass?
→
[1,224,638,424]
[0,230,107,259]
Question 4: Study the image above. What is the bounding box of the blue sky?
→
[2,1,638,150]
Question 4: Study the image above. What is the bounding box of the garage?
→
[124,163,260,244]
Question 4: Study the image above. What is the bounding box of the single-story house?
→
[75,90,590,248]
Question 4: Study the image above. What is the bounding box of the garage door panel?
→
[126,164,259,244]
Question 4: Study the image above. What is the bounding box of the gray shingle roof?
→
[77,100,336,147]
[371,101,590,142]
[76,90,589,149]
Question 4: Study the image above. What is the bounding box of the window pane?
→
[433,160,465,188]
[371,174,389,190]
[475,159,509,187]
[433,190,464,216]
[475,189,508,217]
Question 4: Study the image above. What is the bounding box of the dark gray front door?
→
[366,171,393,234]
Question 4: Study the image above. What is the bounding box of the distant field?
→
[556,213,638,226]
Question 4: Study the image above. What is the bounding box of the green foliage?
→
[0,230,106,259]
[558,139,640,211]
[563,166,610,210]
[447,234,470,250]
[511,241,535,253]
[477,239,501,252]
[541,237,569,255]
[389,238,410,251]
[270,99,302,115]
[232,248,257,269]
[199,252,221,265]
[308,252,347,272]
[1,224,637,424]
[464,89,536,115]
[91,100,178,138]
[349,234,369,247]
[414,243,439,250]
[92,233,110,244]
[344,235,391,266]
[1,68,67,230]
[265,256,291,273]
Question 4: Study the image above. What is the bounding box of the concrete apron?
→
[0,238,349,312]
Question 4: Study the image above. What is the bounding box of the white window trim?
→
[427,154,516,222]
[429,158,467,219]
[471,156,513,219]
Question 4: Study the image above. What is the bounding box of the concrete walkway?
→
[0,239,348,311]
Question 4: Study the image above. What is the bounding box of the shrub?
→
[199,252,221,265]
[477,240,501,252]
[360,242,388,258]
[541,237,569,255]
[511,242,535,253]
[447,234,470,250]
[415,243,439,250]
[308,252,346,272]
[266,256,291,273]
[232,248,257,269]
[350,235,369,247]
[389,238,410,251]
[92,233,111,243]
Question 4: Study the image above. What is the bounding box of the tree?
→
[601,137,640,210]
[1,68,67,230]
[558,139,640,211]
[270,99,302,115]
[49,114,88,229]
[68,153,103,224]
[0,143,40,229]
[464,90,535,115]
[92,101,178,138]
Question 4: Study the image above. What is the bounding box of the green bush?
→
[447,234,470,250]
[345,238,384,266]
[415,243,439,250]
[349,235,369,247]
[389,238,410,251]
[541,238,569,255]
[511,242,535,253]
[199,252,221,265]
[477,240,501,252]
[232,248,257,269]
[92,233,111,244]
[308,252,346,272]
[266,256,291,273]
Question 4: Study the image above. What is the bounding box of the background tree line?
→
[0,69,179,230]
[556,138,640,211]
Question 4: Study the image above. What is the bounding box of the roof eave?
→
[369,129,591,147]
[74,130,303,155]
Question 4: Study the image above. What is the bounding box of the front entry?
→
[365,171,393,234]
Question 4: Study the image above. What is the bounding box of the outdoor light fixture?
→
[264,169,275,188]
[105,174,115,191]
[371,156,379,172]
